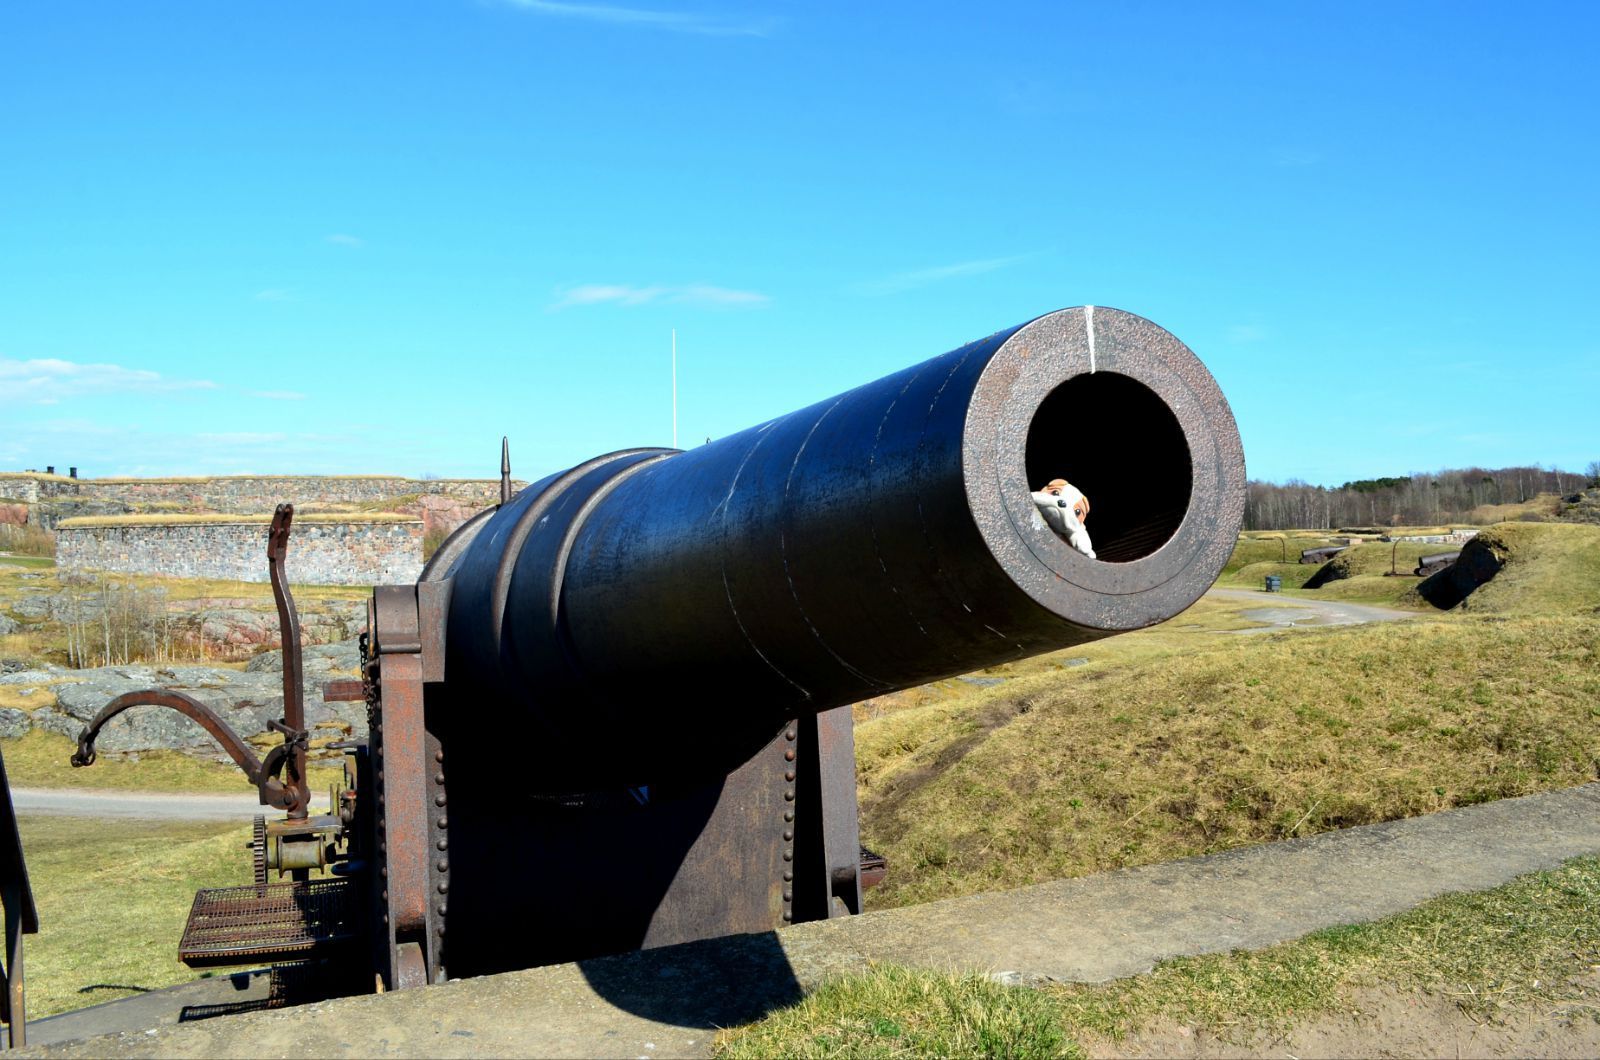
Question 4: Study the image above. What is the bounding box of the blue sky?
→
[2,1,1596,486]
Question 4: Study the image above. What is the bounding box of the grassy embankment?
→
[857,521,1600,913]
[1221,530,1444,603]
[715,855,1600,1057]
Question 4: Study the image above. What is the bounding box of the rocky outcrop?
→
[1,638,367,755]
[0,708,29,738]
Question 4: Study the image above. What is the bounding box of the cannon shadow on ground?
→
[576,928,803,1030]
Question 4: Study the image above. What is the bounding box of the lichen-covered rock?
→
[0,667,65,686]
[247,639,361,675]
[0,708,30,739]
[11,595,52,621]
[29,646,368,754]
[0,613,17,635]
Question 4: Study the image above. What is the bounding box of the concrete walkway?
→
[25,783,1600,1058]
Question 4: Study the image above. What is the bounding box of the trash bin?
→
[1264,574,1282,592]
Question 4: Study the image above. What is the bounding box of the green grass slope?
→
[857,611,1600,912]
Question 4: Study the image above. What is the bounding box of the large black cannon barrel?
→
[433,306,1245,791]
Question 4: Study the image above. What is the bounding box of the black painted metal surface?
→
[438,306,1246,793]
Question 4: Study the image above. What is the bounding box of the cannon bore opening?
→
[1025,372,1192,563]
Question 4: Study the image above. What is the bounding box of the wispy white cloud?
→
[550,283,770,310]
[1272,149,1323,168]
[499,0,777,36]
[856,254,1032,296]
[0,357,218,405]
[197,432,289,446]
[326,233,364,247]
[252,390,307,401]
[254,288,295,302]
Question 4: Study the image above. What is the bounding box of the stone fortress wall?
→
[2,471,523,586]
[0,472,507,521]
[55,517,424,585]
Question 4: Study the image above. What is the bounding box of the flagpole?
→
[671,329,678,449]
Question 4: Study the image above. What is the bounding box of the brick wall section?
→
[56,520,424,585]
[12,474,513,510]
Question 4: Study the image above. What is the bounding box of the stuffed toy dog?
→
[1031,478,1095,559]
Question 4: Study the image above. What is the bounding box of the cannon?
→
[71,306,1245,995]
[1415,550,1460,577]
[1300,545,1348,564]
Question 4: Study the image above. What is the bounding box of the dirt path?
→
[1206,586,1416,631]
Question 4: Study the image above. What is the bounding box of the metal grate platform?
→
[179,878,360,969]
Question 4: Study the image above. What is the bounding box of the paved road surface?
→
[11,787,326,819]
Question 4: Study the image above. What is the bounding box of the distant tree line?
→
[1242,464,1597,530]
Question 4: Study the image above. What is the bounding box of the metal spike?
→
[500,437,511,506]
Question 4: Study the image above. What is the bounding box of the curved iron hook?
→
[71,689,298,812]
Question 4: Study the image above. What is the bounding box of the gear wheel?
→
[252,814,268,889]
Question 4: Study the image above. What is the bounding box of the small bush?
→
[0,523,56,557]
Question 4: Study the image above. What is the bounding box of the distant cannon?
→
[1415,551,1460,577]
[1300,545,1348,564]
[71,307,1246,993]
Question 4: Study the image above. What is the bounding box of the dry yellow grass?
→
[858,610,1600,911]
[16,815,252,1017]
[0,472,76,483]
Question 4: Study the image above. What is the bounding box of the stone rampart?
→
[56,518,424,585]
[12,474,510,510]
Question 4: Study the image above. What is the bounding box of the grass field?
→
[715,856,1600,1057]
[16,815,252,1018]
[856,522,1600,911]
[857,608,1600,911]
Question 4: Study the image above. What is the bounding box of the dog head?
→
[1034,479,1096,560]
